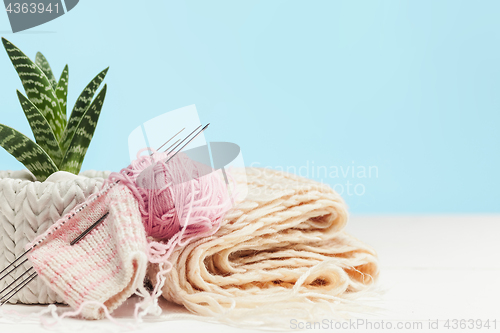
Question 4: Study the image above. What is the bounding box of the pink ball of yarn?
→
[107,148,231,241]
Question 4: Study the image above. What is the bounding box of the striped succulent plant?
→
[0,38,108,181]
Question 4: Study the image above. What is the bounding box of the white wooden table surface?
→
[1,215,499,332]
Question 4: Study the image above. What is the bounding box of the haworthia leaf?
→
[17,90,63,166]
[59,85,107,174]
[0,123,58,181]
[56,64,69,122]
[35,52,57,88]
[2,38,64,142]
[60,67,108,153]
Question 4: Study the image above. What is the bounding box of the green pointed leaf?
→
[60,67,108,152]
[16,90,63,166]
[0,123,58,181]
[59,85,107,174]
[35,52,57,88]
[56,65,69,122]
[2,38,64,142]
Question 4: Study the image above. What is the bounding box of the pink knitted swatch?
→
[27,184,148,320]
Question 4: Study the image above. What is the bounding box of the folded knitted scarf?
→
[27,183,148,320]
[149,168,379,322]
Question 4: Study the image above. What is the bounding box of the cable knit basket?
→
[0,169,111,304]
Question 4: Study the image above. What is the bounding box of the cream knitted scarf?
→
[149,168,379,323]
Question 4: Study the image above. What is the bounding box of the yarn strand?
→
[105,147,233,319]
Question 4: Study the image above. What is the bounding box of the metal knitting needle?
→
[165,125,202,154]
[0,257,29,282]
[70,212,110,246]
[165,124,209,164]
[156,127,185,152]
[163,139,180,153]
[0,267,33,300]
[134,124,209,189]
[0,271,37,306]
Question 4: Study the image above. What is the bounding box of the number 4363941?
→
[444,319,497,330]
[5,3,60,14]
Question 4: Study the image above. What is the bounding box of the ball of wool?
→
[106,148,231,244]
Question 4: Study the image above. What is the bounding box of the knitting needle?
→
[0,267,33,300]
[165,125,202,154]
[70,212,110,246]
[163,139,180,153]
[0,257,29,282]
[156,127,185,152]
[165,124,209,164]
[0,271,37,306]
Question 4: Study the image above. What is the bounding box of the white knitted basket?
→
[0,169,111,304]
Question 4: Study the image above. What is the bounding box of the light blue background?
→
[0,1,499,213]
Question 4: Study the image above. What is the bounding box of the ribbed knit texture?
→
[27,184,148,320]
[0,170,110,304]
